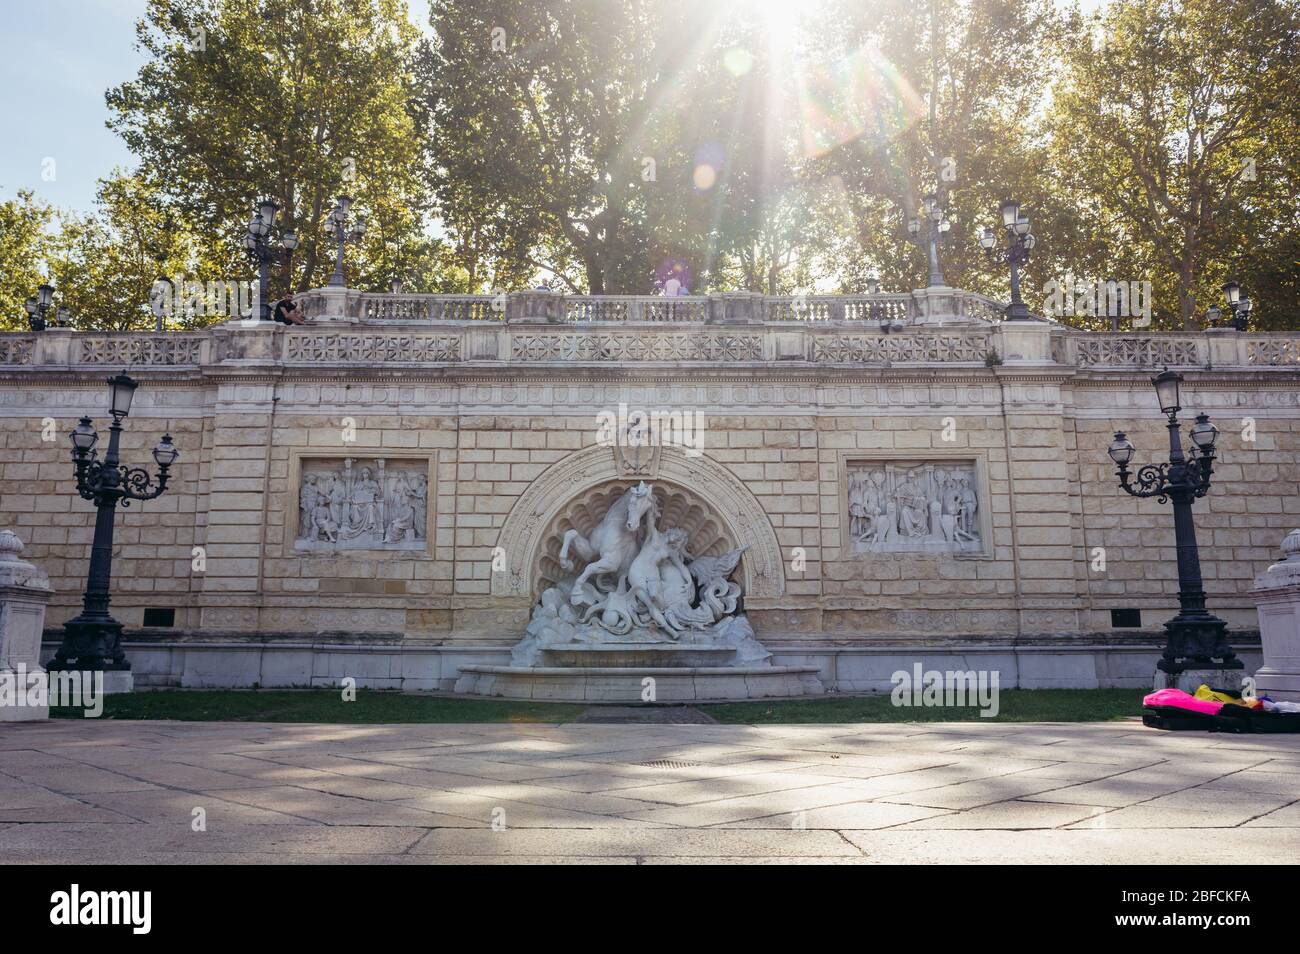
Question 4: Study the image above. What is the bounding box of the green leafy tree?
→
[1048,0,1300,328]
[45,172,224,331]
[107,0,434,295]
[0,191,54,331]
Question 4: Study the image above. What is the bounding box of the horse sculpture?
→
[559,481,657,604]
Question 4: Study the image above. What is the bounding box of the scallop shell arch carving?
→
[493,444,784,601]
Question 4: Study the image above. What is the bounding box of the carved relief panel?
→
[296,456,430,550]
[844,457,986,556]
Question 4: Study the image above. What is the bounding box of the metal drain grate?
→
[635,759,702,769]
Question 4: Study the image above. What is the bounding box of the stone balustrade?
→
[3,288,1298,372]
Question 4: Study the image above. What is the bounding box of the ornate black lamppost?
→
[980,199,1036,320]
[243,199,298,321]
[1207,280,1252,331]
[326,195,366,287]
[47,374,178,674]
[1106,369,1241,675]
[907,193,951,288]
[23,283,71,331]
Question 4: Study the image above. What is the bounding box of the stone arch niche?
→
[493,444,785,602]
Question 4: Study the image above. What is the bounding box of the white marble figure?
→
[513,481,765,666]
[559,481,657,604]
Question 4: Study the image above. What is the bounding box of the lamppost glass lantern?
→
[107,372,138,420]
[1151,368,1182,417]
[1000,199,1020,228]
[1107,432,1135,465]
[1189,413,1219,452]
[282,230,299,251]
[152,434,179,468]
[70,416,98,454]
[258,199,278,230]
[1222,280,1240,306]
[38,283,55,308]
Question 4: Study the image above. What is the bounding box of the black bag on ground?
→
[1142,705,1219,731]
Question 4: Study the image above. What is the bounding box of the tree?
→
[423,0,750,294]
[0,190,53,331]
[107,0,434,295]
[1048,0,1300,328]
[45,172,225,331]
[807,0,1059,298]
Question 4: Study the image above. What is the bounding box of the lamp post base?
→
[47,616,132,673]
[1152,667,1248,694]
[1157,614,1241,675]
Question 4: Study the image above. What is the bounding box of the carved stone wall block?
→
[295,456,431,551]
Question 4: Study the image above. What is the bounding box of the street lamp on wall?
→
[907,193,951,288]
[327,195,366,288]
[48,373,178,676]
[1108,368,1239,675]
[980,200,1036,321]
[22,283,71,331]
[1208,280,1252,331]
[243,199,298,321]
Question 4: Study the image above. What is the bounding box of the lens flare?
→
[723,47,754,76]
[798,45,925,159]
[693,141,725,191]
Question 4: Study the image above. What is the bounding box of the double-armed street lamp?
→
[908,193,951,288]
[1207,280,1253,331]
[326,195,366,287]
[47,374,179,675]
[243,199,298,321]
[1106,369,1241,675]
[23,283,71,331]
[980,199,1036,320]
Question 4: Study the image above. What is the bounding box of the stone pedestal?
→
[1152,668,1248,695]
[507,289,561,323]
[1251,528,1300,701]
[313,285,358,322]
[0,530,53,721]
[909,286,962,325]
[995,319,1053,364]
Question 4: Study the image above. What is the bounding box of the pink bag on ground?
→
[1143,688,1223,715]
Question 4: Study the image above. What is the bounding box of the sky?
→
[0,0,435,214]
[0,0,1099,216]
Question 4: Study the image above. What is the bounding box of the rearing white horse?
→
[559,482,656,603]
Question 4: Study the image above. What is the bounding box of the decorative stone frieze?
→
[846,459,984,555]
[812,332,992,363]
[297,457,430,550]
[509,331,763,362]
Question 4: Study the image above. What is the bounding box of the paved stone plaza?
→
[2,719,1298,864]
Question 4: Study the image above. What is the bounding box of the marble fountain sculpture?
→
[454,482,825,702]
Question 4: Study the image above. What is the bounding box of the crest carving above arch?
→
[493,444,785,601]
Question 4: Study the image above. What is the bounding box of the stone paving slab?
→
[0,719,1297,864]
